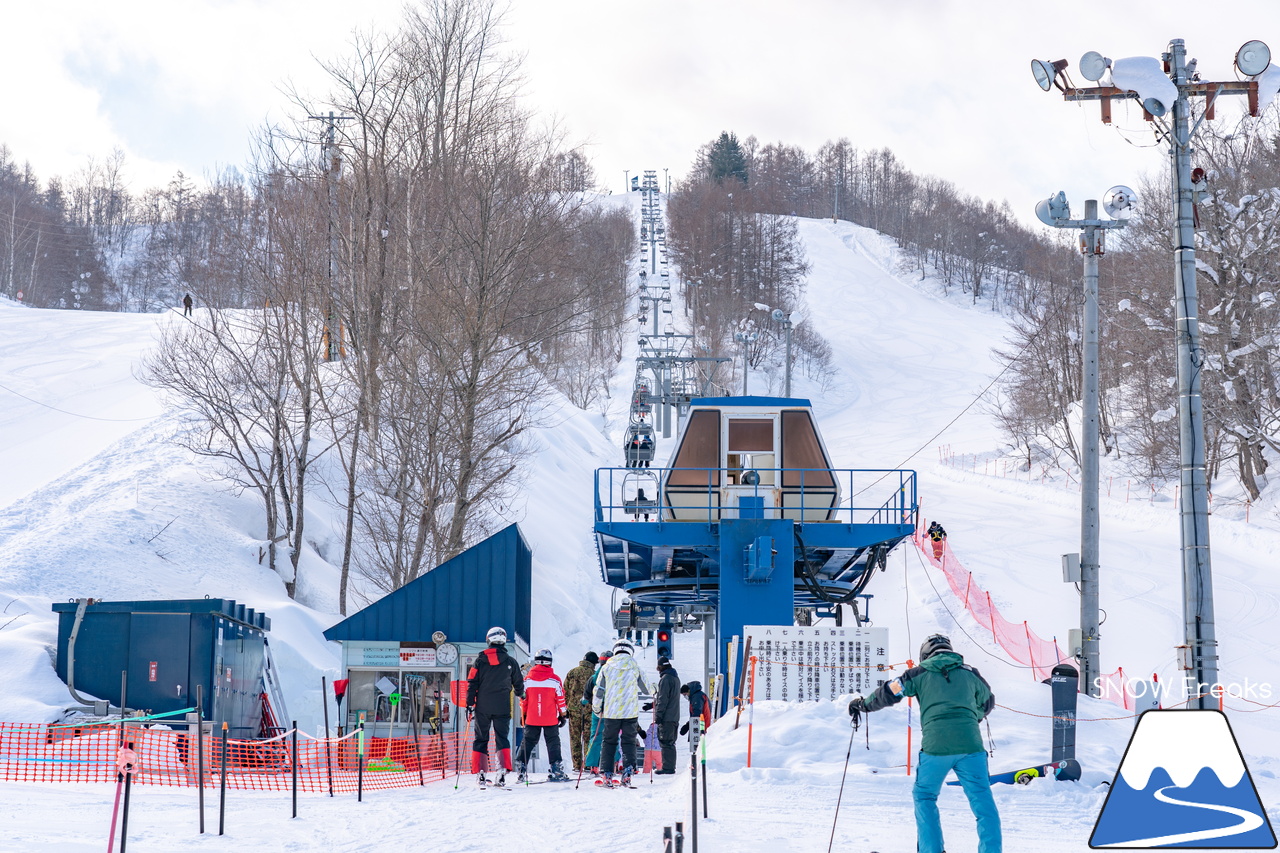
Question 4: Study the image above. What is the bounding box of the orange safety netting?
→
[915,526,1136,710]
[0,722,495,792]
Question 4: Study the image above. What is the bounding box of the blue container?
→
[52,599,272,737]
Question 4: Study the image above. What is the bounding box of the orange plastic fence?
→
[915,528,1135,710]
[0,722,496,792]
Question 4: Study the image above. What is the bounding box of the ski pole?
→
[454,710,471,790]
[700,721,707,818]
[107,772,125,852]
[119,749,134,853]
[321,676,334,797]
[357,714,366,803]
[827,715,859,853]
[290,721,298,819]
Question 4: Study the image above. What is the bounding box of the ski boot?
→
[515,760,527,784]
[619,765,635,788]
[477,772,488,788]
[548,761,570,783]
[494,769,507,788]
[596,772,615,789]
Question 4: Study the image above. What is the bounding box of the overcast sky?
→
[4,0,1277,225]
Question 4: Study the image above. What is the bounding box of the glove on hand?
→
[847,694,865,715]
[466,707,474,721]
[642,702,653,712]
[558,715,568,728]
[679,722,689,736]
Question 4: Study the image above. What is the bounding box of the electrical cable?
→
[0,378,159,422]
[851,297,1072,498]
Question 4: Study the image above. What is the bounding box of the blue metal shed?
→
[322,524,532,735]
[52,598,280,737]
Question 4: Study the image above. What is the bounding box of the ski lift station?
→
[322,524,532,737]
[595,397,918,707]
[52,598,285,738]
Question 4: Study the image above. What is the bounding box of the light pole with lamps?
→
[1035,188,1134,698]
[1032,38,1280,708]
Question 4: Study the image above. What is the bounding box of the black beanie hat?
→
[584,651,599,665]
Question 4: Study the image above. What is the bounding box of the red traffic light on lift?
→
[657,627,673,659]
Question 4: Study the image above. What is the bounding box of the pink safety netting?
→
[915,524,1134,710]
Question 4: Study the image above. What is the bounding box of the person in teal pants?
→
[849,634,1001,853]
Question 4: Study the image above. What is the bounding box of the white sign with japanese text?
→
[744,625,890,702]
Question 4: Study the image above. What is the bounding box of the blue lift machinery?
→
[594,397,917,709]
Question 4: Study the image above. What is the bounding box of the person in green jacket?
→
[848,634,1000,853]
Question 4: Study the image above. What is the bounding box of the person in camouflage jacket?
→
[562,651,598,772]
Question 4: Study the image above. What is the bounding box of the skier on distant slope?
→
[466,626,525,787]
[848,633,1000,853]
[515,648,570,783]
[592,638,651,787]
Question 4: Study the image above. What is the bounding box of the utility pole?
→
[1039,38,1272,708]
[733,331,757,395]
[310,111,352,362]
[1038,196,1127,696]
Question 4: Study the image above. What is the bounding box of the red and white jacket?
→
[521,663,567,726]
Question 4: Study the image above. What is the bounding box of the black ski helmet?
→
[918,633,952,662]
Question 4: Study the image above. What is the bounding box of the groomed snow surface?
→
[2,207,1280,850]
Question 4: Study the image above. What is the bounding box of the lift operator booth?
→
[323,524,532,737]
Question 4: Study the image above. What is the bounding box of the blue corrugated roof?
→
[690,396,813,408]
[322,524,532,650]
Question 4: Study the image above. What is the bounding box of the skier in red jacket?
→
[514,648,570,782]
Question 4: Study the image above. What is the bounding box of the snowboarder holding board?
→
[848,633,1001,853]
[466,626,525,786]
[927,521,947,561]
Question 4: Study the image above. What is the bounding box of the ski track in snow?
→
[3,208,1280,850]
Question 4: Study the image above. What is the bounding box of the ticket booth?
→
[323,524,532,736]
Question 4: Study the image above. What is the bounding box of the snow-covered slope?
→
[3,208,1280,851]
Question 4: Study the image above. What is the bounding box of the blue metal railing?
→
[593,467,917,527]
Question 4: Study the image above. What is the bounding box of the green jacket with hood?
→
[860,651,993,756]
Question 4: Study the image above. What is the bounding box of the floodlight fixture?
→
[1035,191,1071,227]
[1236,40,1271,77]
[1103,185,1138,219]
[1032,58,1068,92]
[771,308,786,323]
[1079,51,1111,82]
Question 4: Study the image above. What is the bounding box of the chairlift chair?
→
[621,471,660,520]
[624,423,656,467]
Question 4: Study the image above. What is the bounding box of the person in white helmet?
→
[466,626,525,786]
[515,648,570,783]
[591,638,652,788]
